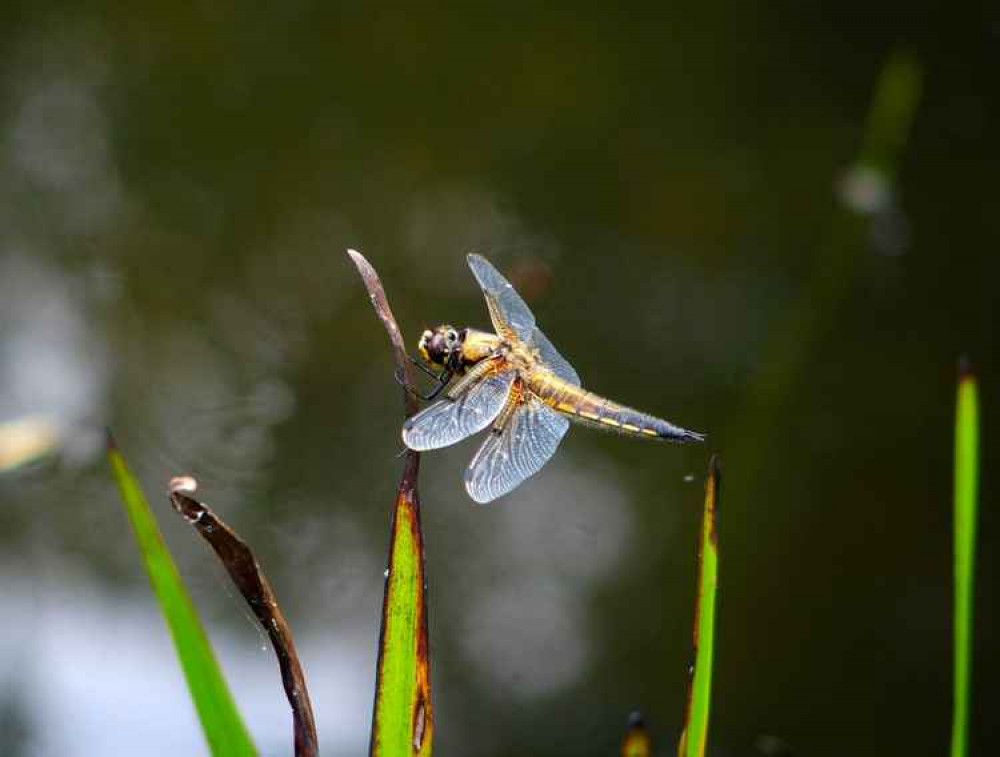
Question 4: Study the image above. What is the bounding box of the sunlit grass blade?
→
[621,712,652,757]
[107,435,256,757]
[951,361,979,757]
[347,249,434,756]
[678,455,720,757]
[169,477,317,757]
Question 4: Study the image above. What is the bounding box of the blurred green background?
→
[0,2,996,755]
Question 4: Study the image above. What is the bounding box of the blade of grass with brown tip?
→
[107,437,256,757]
[678,455,720,757]
[951,360,979,757]
[621,712,652,757]
[347,249,434,757]
[169,478,318,757]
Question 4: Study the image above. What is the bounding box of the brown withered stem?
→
[168,482,318,757]
[346,248,420,419]
[346,248,433,756]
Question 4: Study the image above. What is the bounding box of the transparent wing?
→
[402,369,516,451]
[467,254,537,341]
[530,327,581,386]
[464,394,570,503]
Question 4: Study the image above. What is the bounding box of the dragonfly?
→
[402,254,705,503]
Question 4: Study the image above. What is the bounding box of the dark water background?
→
[0,3,997,755]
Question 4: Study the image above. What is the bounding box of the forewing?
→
[464,394,570,503]
[467,254,537,341]
[402,369,516,451]
[530,327,581,386]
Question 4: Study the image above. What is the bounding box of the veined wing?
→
[466,255,580,385]
[530,327,580,386]
[464,393,570,503]
[467,254,536,342]
[402,368,516,451]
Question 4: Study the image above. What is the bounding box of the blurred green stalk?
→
[855,49,923,182]
[732,48,922,488]
[951,364,979,757]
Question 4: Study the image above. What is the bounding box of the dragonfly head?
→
[418,325,462,368]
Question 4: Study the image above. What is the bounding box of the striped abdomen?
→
[525,371,705,443]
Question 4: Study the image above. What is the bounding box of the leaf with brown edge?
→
[678,455,720,757]
[348,249,434,757]
[370,452,432,756]
[168,476,318,757]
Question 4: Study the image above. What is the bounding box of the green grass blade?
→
[107,437,257,757]
[370,452,433,757]
[951,363,979,757]
[679,455,720,757]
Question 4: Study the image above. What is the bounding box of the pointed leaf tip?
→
[709,453,721,479]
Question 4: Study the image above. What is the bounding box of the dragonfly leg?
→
[394,371,443,402]
[394,360,453,402]
[417,378,450,402]
[408,355,444,380]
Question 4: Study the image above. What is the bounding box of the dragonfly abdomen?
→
[530,375,704,443]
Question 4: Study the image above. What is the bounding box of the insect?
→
[402,254,705,503]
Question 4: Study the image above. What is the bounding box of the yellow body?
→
[459,328,669,439]
[457,328,503,364]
